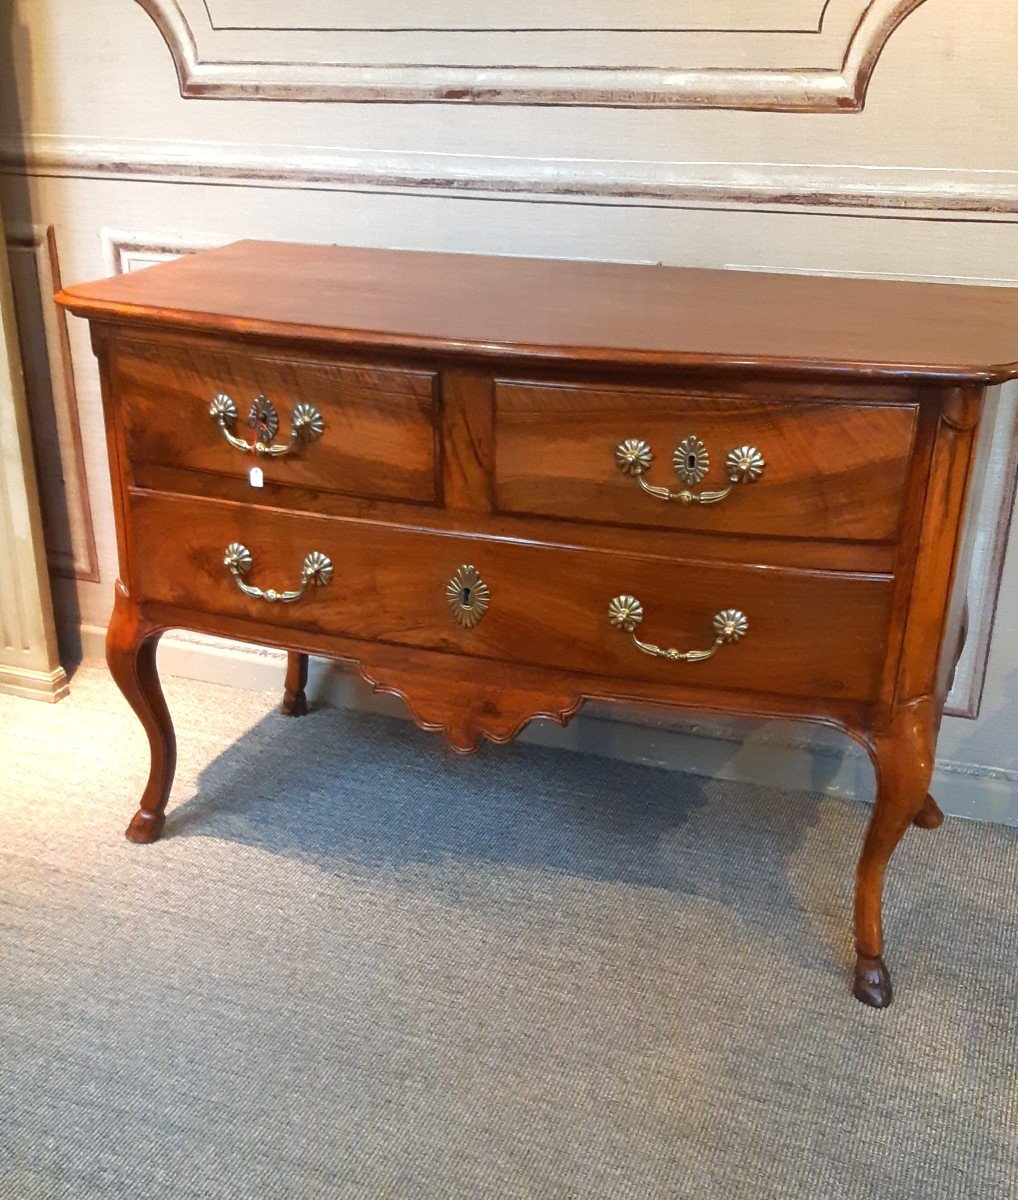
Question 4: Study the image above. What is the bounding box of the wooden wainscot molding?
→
[100,228,229,277]
[135,0,929,112]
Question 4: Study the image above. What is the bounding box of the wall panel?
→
[136,0,929,110]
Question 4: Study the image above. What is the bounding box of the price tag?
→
[248,465,264,489]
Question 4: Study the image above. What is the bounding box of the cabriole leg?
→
[854,703,936,1008]
[106,583,176,844]
[912,793,945,829]
[281,651,310,717]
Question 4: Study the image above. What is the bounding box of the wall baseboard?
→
[79,623,288,693]
[75,626,1018,828]
[0,662,69,703]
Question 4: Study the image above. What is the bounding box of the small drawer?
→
[130,493,894,704]
[113,337,438,504]
[493,381,918,543]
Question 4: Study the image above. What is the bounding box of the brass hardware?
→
[725,445,766,484]
[223,541,333,604]
[608,595,748,663]
[615,438,654,476]
[446,564,490,628]
[674,436,710,485]
[614,437,764,504]
[248,395,278,444]
[210,393,324,457]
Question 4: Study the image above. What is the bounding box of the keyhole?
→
[461,586,473,607]
[687,453,698,471]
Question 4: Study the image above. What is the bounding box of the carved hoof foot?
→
[853,954,893,1008]
[126,808,166,844]
[912,793,944,830]
[280,688,308,718]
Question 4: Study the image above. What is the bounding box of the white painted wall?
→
[1,0,1014,819]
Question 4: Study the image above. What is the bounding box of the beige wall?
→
[1,0,1014,819]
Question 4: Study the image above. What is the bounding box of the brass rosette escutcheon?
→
[446,564,490,628]
[674,436,710,485]
[248,395,279,444]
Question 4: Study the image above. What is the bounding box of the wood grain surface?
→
[494,380,918,542]
[57,241,1018,382]
[114,336,439,504]
[127,490,894,703]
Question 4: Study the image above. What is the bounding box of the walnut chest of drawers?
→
[57,241,1018,1008]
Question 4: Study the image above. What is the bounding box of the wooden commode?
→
[57,241,1018,1008]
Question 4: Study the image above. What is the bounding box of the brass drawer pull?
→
[210,393,324,457]
[223,542,333,603]
[615,437,764,504]
[608,595,748,662]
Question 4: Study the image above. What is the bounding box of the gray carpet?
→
[1,666,1015,1200]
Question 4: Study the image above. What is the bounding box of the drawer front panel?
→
[115,338,438,504]
[494,382,918,542]
[131,494,893,702]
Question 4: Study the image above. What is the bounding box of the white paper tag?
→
[248,465,264,489]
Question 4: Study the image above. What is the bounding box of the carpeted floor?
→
[0,665,1015,1200]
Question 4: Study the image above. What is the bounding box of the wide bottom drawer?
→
[129,492,893,702]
